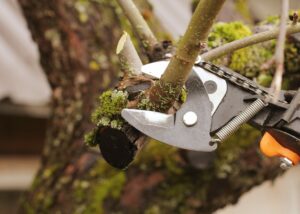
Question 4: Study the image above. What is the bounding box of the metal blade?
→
[193,66,227,114]
[141,60,227,115]
[122,71,216,151]
[121,109,174,128]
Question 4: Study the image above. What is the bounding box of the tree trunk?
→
[18,0,125,212]
[18,1,288,214]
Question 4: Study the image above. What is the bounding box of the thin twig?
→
[148,0,226,111]
[160,0,226,85]
[116,31,143,76]
[116,0,158,52]
[270,0,289,101]
[201,24,300,61]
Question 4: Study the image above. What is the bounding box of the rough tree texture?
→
[18,1,299,214]
[17,0,166,213]
[18,0,125,213]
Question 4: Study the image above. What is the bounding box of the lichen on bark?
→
[18,0,127,212]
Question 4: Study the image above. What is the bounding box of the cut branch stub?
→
[93,0,226,168]
[95,80,154,169]
[95,125,141,169]
[116,31,143,76]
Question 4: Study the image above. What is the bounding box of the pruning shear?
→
[121,58,300,169]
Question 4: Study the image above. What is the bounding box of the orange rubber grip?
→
[260,132,300,165]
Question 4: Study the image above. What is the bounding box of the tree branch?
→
[116,0,158,52]
[201,23,300,61]
[149,0,226,110]
[270,0,289,101]
[116,31,143,76]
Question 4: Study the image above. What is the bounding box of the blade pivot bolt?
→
[183,111,198,127]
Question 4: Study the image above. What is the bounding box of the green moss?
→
[229,45,273,77]
[42,165,60,179]
[89,60,101,71]
[260,15,280,26]
[91,89,128,128]
[257,73,273,87]
[81,172,125,214]
[284,43,300,73]
[98,116,110,126]
[74,0,90,23]
[160,180,192,201]
[73,160,126,214]
[154,172,210,212]
[208,22,252,49]
[84,128,97,147]
[85,161,126,214]
[153,81,182,112]
[180,87,187,103]
[137,97,153,110]
[92,90,128,122]
[137,81,182,112]
[86,89,128,145]
[73,180,90,202]
[207,21,278,78]
[144,205,161,214]
[22,202,35,214]
[136,139,182,174]
[207,21,276,78]
[43,196,54,210]
[231,29,297,86]
[214,125,261,179]
[110,119,124,129]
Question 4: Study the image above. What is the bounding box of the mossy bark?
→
[18,0,124,213]
[18,1,298,214]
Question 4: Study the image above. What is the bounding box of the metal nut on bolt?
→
[280,157,293,170]
[183,111,198,127]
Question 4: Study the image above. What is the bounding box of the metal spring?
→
[215,99,267,141]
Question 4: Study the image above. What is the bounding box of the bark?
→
[18,1,295,214]
[18,0,123,212]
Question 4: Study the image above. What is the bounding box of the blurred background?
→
[0,0,299,213]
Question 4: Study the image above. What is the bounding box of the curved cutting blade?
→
[142,60,227,115]
[121,71,216,151]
